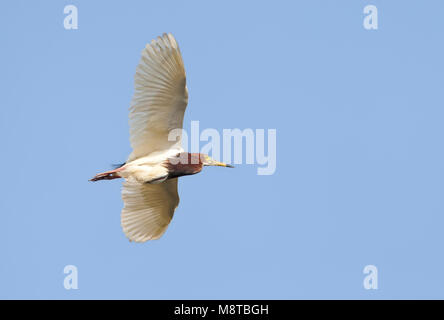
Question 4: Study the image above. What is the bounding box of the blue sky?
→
[1,0,444,299]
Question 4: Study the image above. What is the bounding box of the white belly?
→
[120,149,180,183]
[119,163,168,184]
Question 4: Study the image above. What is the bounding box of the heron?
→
[90,33,233,242]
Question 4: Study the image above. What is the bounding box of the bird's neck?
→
[164,152,203,179]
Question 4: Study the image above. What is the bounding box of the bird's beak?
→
[213,161,234,168]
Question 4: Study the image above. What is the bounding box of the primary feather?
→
[128,33,188,162]
[121,179,180,242]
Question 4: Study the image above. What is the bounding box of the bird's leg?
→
[89,167,125,182]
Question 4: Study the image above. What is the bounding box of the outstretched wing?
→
[128,33,188,162]
[121,179,179,242]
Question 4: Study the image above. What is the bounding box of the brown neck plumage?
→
[164,152,204,179]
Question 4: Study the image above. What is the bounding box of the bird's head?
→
[201,154,234,168]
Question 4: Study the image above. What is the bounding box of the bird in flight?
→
[90,33,233,242]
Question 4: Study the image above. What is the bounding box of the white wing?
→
[121,179,179,242]
[128,33,188,162]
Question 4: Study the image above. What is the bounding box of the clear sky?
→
[1,0,444,299]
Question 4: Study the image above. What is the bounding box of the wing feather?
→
[128,33,188,161]
[121,179,179,242]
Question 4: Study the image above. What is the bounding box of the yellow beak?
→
[212,160,235,168]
